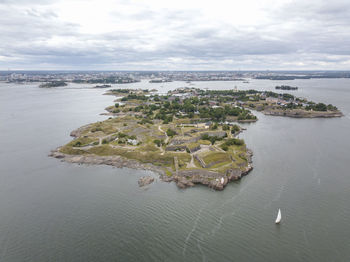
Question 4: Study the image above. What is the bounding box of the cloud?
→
[1,0,350,70]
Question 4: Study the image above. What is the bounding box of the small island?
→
[51,87,342,190]
[94,84,112,88]
[275,85,298,90]
[39,81,67,88]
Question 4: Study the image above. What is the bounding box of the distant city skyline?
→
[1,0,350,70]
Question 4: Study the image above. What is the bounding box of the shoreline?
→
[49,147,253,191]
[49,147,165,175]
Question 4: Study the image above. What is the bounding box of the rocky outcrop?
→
[174,177,195,189]
[49,149,164,175]
[138,176,155,187]
[70,124,92,137]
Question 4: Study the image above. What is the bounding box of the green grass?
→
[59,146,88,155]
[165,169,173,176]
[88,145,127,156]
[88,121,118,135]
[198,139,211,145]
[67,137,98,147]
[138,143,160,152]
[210,160,232,170]
[187,142,200,151]
[194,157,202,168]
[172,152,191,163]
[202,152,231,166]
[129,152,174,166]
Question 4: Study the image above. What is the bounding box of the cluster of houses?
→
[159,87,308,110]
[265,96,307,107]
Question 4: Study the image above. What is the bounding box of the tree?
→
[183,100,195,113]
[231,124,240,134]
[166,128,177,137]
[314,103,327,111]
[222,124,230,131]
[210,123,218,130]
[153,139,162,147]
[164,101,170,109]
[221,145,229,151]
[210,107,225,121]
[327,104,337,111]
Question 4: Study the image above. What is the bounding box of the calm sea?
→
[0,79,349,262]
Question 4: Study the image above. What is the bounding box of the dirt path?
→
[158,125,169,143]
[186,154,196,168]
[158,125,168,155]
[159,145,165,155]
[73,134,115,150]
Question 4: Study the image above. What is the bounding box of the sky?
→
[1,0,350,70]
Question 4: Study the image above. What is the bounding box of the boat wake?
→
[182,204,208,256]
[197,238,207,262]
[263,181,287,209]
[273,184,286,202]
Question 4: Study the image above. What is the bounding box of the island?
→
[203,89,342,118]
[72,77,139,84]
[50,87,342,190]
[39,81,67,88]
[94,84,112,88]
[275,85,298,90]
[149,79,172,83]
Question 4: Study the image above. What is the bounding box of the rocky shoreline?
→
[49,148,253,191]
[138,176,155,187]
[263,109,343,118]
[49,148,165,175]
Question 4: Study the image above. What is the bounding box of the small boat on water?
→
[275,209,282,224]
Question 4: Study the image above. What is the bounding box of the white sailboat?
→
[275,209,282,224]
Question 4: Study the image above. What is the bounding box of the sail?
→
[275,209,282,224]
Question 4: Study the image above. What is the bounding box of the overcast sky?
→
[1,0,350,70]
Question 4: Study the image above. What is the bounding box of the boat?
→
[275,209,282,224]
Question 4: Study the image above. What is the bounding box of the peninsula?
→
[51,87,342,190]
